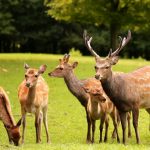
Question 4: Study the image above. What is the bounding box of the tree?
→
[0,0,18,52]
[47,0,150,51]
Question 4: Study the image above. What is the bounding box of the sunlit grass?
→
[0,53,150,150]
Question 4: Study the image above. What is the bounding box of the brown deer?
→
[84,30,150,144]
[48,54,121,143]
[0,87,21,146]
[18,64,50,144]
[82,79,120,143]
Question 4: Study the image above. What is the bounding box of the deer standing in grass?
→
[84,30,150,144]
[18,64,50,144]
[0,87,21,146]
[48,54,124,143]
[82,79,121,143]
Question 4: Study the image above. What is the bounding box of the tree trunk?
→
[110,0,120,51]
[110,22,119,50]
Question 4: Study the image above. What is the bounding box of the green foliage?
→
[69,47,82,56]
[47,0,150,54]
[0,54,150,150]
[0,0,18,35]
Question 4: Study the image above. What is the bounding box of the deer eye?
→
[25,75,27,78]
[95,66,98,70]
[105,66,110,69]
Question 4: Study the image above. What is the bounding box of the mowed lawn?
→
[0,53,150,150]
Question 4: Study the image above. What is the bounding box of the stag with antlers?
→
[84,30,150,144]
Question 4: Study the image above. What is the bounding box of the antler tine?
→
[63,54,68,60]
[83,30,100,58]
[65,54,70,63]
[110,30,131,57]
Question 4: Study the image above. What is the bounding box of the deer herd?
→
[0,30,150,146]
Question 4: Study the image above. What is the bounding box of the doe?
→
[18,64,50,144]
[0,87,21,146]
[48,54,124,143]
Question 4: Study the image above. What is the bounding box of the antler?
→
[109,30,131,57]
[83,30,100,58]
[62,54,70,63]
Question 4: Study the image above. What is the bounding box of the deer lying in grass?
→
[82,79,120,143]
[84,30,150,144]
[0,87,21,146]
[18,64,50,144]
[48,54,129,143]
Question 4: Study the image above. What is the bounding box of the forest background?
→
[0,0,150,59]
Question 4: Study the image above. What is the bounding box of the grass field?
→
[0,53,150,150]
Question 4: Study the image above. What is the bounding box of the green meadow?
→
[0,53,150,150]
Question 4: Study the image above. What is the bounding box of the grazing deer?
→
[48,54,122,143]
[0,87,21,146]
[82,79,120,143]
[84,30,150,144]
[18,64,50,144]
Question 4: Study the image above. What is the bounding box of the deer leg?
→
[110,112,120,143]
[38,112,43,143]
[43,106,50,143]
[119,111,127,144]
[132,108,140,144]
[4,125,13,144]
[21,111,26,144]
[35,110,41,143]
[127,112,131,138]
[85,109,91,143]
[99,114,106,143]
[146,108,150,131]
[91,119,96,143]
[104,115,109,142]
[112,112,120,139]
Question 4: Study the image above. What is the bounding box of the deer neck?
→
[64,71,83,97]
[88,99,101,119]
[101,71,114,97]
[27,85,36,104]
[0,98,15,127]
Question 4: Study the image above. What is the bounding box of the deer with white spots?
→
[84,30,150,144]
[18,64,50,144]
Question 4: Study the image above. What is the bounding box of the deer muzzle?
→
[48,72,52,76]
[26,82,30,88]
[95,74,103,81]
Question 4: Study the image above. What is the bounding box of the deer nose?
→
[26,82,30,88]
[48,72,52,76]
[95,74,100,80]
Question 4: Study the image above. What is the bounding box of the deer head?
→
[24,64,47,88]
[83,30,131,81]
[5,118,22,146]
[48,54,78,77]
[82,82,106,103]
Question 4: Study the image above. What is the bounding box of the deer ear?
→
[24,63,30,70]
[16,118,22,127]
[72,62,78,69]
[38,65,47,74]
[110,56,119,65]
